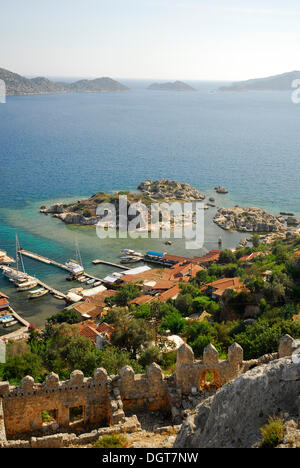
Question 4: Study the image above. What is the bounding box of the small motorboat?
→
[86,278,96,285]
[3,320,18,328]
[28,288,48,299]
[120,256,142,264]
[17,279,38,291]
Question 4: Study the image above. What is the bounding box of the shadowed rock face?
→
[174,357,300,448]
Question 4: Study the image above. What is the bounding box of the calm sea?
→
[0,80,299,327]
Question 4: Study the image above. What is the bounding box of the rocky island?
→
[0,67,130,96]
[219,70,300,92]
[41,179,205,226]
[138,179,205,201]
[148,81,196,91]
[213,206,286,233]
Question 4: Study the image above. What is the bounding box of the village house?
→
[73,320,115,350]
[0,292,9,311]
[192,249,221,267]
[202,277,246,300]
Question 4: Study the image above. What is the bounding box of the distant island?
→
[148,81,196,91]
[0,67,130,96]
[219,71,300,92]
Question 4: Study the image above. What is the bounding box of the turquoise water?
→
[0,81,299,327]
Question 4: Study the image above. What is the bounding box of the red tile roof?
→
[192,250,221,265]
[85,290,117,307]
[157,285,181,302]
[128,295,154,305]
[97,322,115,340]
[73,320,101,345]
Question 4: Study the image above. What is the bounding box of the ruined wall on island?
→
[0,335,298,447]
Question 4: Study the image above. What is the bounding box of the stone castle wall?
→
[0,335,298,445]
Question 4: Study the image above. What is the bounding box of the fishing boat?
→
[66,240,84,276]
[28,288,48,299]
[17,279,38,291]
[0,249,15,265]
[86,278,96,285]
[120,249,143,257]
[93,281,102,287]
[0,315,13,324]
[2,235,28,283]
[3,320,18,328]
[120,255,142,264]
[0,316,14,324]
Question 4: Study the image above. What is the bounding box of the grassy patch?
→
[94,434,128,449]
[260,417,284,448]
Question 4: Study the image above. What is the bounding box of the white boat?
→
[0,250,15,265]
[17,280,38,291]
[86,278,96,285]
[2,235,28,282]
[3,320,18,328]
[120,249,143,256]
[66,241,84,276]
[120,256,142,264]
[1,317,14,324]
[65,260,84,276]
[2,266,28,282]
[28,288,48,299]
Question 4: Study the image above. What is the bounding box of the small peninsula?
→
[0,67,130,96]
[41,179,206,226]
[148,81,196,91]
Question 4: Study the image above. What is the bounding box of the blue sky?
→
[1,0,300,80]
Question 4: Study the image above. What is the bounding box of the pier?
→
[34,279,68,300]
[19,249,70,271]
[0,307,31,342]
[92,259,131,270]
[18,249,104,287]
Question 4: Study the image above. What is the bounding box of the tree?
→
[138,346,161,368]
[219,249,236,265]
[98,346,143,374]
[47,309,80,325]
[112,284,141,307]
[175,294,193,316]
[159,310,186,335]
[111,317,154,358]
[252,234,260,248]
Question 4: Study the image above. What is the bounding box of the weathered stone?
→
[175,357,300,448]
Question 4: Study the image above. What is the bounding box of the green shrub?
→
[94,434,128,448]
[260,417,284,448]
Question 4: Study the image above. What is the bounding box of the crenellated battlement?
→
[0,335,298,444]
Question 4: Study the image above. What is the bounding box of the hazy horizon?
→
[1,0,300,81]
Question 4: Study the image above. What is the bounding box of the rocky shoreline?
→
[213,206,287,233]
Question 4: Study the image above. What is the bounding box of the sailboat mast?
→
[16,233,25,273]
[75,240,83,269]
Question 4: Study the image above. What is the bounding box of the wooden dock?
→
[92,259,131,270]
[9,306,30,328]
[19,249,70,271]
[35,279,68,300]
[18,248,104,288]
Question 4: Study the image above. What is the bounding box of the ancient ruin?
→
[0,335,298,448]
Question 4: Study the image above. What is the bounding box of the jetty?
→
[34,279,67,300]
[19,249,70,272]
[92,259,131,270]
[18,248,104,287]
[0,306,31,342]
[9,306,30,328]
